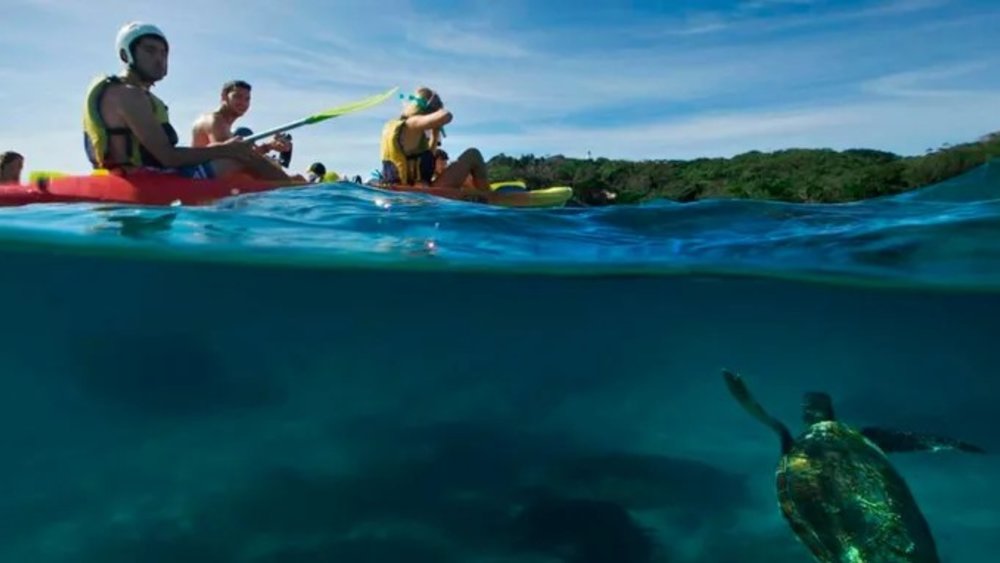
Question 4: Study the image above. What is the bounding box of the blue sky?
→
[1,0,999,179]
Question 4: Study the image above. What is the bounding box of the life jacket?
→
[379,117,434,185]
[82,75,179,169]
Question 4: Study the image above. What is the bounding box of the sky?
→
[1,0,999,179]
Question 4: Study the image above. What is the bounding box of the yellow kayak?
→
[379,182,574,208]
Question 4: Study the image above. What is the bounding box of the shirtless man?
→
[82,22,294,181]
[191,80,292,158]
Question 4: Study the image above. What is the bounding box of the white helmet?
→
[116,22,167,66]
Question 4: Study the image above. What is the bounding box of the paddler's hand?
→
[267,133,292,153]
[218,137,259,163]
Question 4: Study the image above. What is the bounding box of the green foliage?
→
[487,132,1000,204]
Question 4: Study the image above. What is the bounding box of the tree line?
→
[486,131,1000,205]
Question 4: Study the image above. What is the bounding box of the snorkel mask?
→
[400,92,447,137]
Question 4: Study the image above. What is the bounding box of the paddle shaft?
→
[243,117,311,143]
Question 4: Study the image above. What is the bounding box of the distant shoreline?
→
[487,131,1000,205]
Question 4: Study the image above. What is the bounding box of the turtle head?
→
[802,392,835,424]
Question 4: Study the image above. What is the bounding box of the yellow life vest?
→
[82,75,179,169]
[379,117,433,185]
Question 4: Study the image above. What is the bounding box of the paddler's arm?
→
[404,107,452,132]
[118,88,255,166]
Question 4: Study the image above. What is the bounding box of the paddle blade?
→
[244,87,399,143]
[304,86,400,125]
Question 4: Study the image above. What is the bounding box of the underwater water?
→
[1,162,999,562]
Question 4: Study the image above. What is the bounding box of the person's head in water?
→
[0,151,24,183]
[307,162,326,183]
[220,80,252,118]
[433,148,449,177]
[116,22,169,85]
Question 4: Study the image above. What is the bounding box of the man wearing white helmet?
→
[82,22,295,181]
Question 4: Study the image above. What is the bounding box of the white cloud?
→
[406,23,533,59]
[646,0,952,38]
[740,0,822,9]
[861,61,1000,98]
[665,13,733,36]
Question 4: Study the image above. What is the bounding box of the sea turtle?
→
[722,368,985,563]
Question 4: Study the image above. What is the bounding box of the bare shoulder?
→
[191,111,215,129]
[113,83,152,109]
[99,82,145,125]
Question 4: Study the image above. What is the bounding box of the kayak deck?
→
[0,172,306,207]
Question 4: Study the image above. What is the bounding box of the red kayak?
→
[0,171,307,207]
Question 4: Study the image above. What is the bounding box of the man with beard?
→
[82,22,294,181]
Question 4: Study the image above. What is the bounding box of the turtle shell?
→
[775,420,940,563]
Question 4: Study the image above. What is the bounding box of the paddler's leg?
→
[207,152,296,181]
[431,148,489,191]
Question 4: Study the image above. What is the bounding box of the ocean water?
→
[0,161,999,562]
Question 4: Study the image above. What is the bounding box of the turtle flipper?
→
[722,369,794,453]
[860,426,986,454]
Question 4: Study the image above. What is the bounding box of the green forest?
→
[487,131,1000,205]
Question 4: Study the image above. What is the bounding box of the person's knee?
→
[459,148,484,164]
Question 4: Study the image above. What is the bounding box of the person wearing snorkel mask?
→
[379,87,490,191]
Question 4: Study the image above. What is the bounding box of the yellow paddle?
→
[243,86,399,143]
